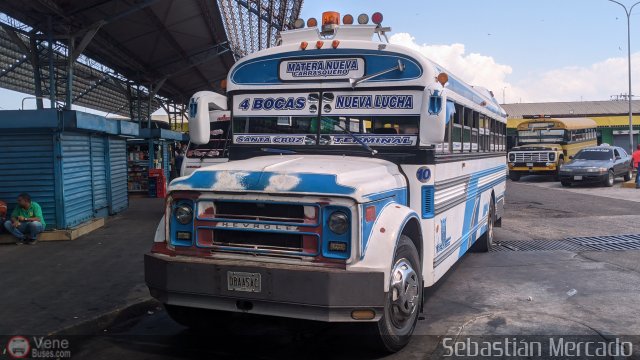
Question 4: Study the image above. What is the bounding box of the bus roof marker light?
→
[322,11,340,33]
[343,14,354,25]
[316,40,324,49]
[372,12,383,25]
[300,41,308,50]
[332,40,340,49]
[293,18,305,29]
[307,18,318,28]
[357,13,369,24]
[437,72,449,86]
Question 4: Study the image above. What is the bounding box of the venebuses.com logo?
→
[3,336,71,359]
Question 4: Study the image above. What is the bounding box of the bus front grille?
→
[514,152,550,163]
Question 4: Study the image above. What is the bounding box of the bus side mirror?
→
[188,91,227,145]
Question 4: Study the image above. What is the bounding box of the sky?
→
[1,0,639,112]
[301,0,640,103]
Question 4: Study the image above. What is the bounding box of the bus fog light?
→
[328,241,347,252]
[351,309,375,320]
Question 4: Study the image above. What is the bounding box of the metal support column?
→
[47,16,56,108]
[29,36,44,109]
[147,84,155,173]
[65,37,75,109]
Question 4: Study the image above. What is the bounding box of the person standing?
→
[3,193,45,245]
[174,143,186,177]
[633,144,640,189]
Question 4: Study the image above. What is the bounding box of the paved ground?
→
[0,197,162,335]
[67,179,640,359]
[3,180,640,359]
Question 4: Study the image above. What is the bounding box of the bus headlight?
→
[508,153,515,162]
[328,211,349,235]
[549,152,556,162]
[175,204,194,225]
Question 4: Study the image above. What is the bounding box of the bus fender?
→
[154,216,165,243]
[348,204,422,292]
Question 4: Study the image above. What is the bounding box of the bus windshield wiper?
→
[321,117,378,156]
[349,60,405,88]
[261,147,297,155]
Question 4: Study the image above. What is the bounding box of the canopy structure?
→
[0,0,303,127]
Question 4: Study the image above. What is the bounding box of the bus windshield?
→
[187,121,230,158]
[232,115,420,146]
[517,129,566,144]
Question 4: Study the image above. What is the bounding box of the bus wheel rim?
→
[390,259,419,327]
[488,204,494,244]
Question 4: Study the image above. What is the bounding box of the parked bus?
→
[145,11,507,352]
[507,117,598,181]
[180,91,230,176]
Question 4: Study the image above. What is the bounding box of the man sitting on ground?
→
[3,193,45,245]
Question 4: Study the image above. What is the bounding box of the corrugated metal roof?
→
[503,100,640,119]
[508,115,640,129]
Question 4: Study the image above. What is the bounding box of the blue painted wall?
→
[0,133,57,229]
[0,110,139,229]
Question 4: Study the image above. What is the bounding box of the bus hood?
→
[169,155,407,203]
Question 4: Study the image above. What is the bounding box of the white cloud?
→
[389,33,517,101]
[389,32,640,103]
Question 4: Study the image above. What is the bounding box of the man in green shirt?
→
[3,193,45,245]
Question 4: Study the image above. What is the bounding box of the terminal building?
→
[503,100,640,150]
[0,0,302,234]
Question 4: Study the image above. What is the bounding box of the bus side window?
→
[464,107,473,152]
[441,101,456,153]
[489,118,497,151]
[453,103,463,152]
[502,122,507,150]
[472,111,480,152]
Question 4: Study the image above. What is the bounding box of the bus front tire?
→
[469,197,495,253]
[509,172,520,181]
[554,158,564,180]
[370,235,422,353]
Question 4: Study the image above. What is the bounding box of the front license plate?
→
[227,271,261,293]
[574,176,583,181]
[526,163,534,167]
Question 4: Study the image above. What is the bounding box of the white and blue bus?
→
[145,11,507,352]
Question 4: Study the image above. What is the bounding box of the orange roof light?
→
[322,11,340,32]
[437,72,449,86]
[316,40,324,49]
[342,14,354,25]
[332,40,340,49]
[307,17,318,27]
[300,41,308,50]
